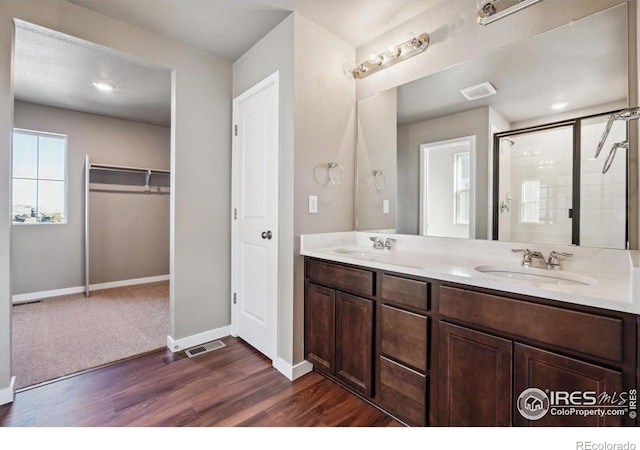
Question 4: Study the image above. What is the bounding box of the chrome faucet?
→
[370,236,384,249]
[546,251,573,270]
[370,236,394,250]
[512,248,545,267]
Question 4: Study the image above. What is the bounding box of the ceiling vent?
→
[460,82,497,101]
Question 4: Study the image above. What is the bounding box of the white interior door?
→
[232,72,279,361]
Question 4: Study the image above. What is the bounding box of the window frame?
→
[12,128,69,225]
[453,151,471,225]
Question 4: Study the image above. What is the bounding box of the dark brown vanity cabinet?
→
[304,259,431,425]
[305,260,375,397]
[304,257,638,427]
[378,274,430,426]
[437,285,635,427]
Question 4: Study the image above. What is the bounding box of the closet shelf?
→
[89,162,170,175]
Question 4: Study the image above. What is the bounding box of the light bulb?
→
[92,81,115,92]
[368,53,382,65]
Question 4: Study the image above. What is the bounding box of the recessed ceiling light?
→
[551,102,568,110]
[92,81,115,92]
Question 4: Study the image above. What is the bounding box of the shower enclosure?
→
[493,112,627,248]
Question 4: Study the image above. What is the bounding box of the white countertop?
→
[300,232,640,315]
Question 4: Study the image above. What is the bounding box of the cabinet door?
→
[514,343,623,427]
[336,292,374,397]
[305,284,335,375]
[439,322,512,426]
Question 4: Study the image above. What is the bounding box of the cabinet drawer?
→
[306,260,374,297]
[379,356,427,427]
[380,304,428,372]
[381,273,429,310]
[439,286,623,362]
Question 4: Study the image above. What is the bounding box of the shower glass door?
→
[494,113,628,249]
[497,125,574,245]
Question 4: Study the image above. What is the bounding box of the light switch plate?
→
[309,195,318,213]
[383,199,389,214]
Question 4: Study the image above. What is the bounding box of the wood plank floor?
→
[0,336,402,427]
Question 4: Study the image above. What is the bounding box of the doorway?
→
[419,136,476,239]
[10,21,173,389]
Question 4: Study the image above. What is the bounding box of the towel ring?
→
[328,162,344,185]
[373,170,387,191]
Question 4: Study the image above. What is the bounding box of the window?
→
[453,152,470,225]
[12,129,67,224]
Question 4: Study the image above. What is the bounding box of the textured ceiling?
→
[15,0,442,126]
[69,0,443,61]
[14,20,172,127]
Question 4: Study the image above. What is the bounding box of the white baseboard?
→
[12,274,170,304]
[90,274,170,291]
[0,376,16,406]
[272,357,313,381]
[167,325,232,352]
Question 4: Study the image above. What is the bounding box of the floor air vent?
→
[185,340,226,358]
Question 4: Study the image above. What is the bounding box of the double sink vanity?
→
[301,232,639,427]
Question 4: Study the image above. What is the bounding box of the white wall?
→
[0,1,232,402]
[12,101,170,294]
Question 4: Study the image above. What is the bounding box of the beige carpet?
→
[11,281,169,389]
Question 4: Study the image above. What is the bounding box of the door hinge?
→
[233,208,237,220]
[234,125,238,136]
[233,293,237,304]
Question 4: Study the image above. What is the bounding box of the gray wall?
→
[233,15,296,364]
[12,102,170,294]
[293,14,356,363]
[356,88,397,232]
[0,0,232,398]
[233,13,356,366]
[397,107,489,237]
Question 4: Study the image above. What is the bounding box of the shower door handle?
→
[261,230,272,240]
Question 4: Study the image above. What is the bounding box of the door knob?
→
[261,230,273,240]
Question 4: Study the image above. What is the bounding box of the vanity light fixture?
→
[92,81,115,92]
[352,33,429,79]
[477,0,544,26]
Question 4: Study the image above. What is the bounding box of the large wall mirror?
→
[355,4,635,249]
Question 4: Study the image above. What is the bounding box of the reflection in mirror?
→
[419,136,475,238]
[355,4,632,249]
[494,114,628,249]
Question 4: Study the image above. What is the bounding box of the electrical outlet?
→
[309,195,318,213]
[383,200,389,214]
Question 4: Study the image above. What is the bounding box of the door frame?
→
[230,71,280,351]
[419,135,476,238]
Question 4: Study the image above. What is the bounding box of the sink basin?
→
[474,265,596,286]
[332,247,383,257]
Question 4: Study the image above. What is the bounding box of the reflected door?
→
[497,126,574,245]
[419,136,475,239]
[494,114,628,249]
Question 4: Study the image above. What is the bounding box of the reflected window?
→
[520,180,541,223]
[454,152,470,225]
[12,129,67,224]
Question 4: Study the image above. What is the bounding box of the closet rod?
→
[90,163,170,175]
